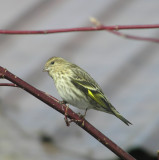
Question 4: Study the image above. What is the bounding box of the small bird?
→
[44,57,132,126]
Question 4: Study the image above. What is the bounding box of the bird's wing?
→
[70,66,132,126]
[72,79,132,125]
[70,64,103,92]
[70,65,113,110]
[71,78,113,113]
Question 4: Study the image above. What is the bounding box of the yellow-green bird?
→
[44,57,132,126]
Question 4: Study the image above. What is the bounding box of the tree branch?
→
[90,18,159,43]
[0,83,17,87]
[0,24,159,34]
[0,66,136,160]
[0,22,159,43]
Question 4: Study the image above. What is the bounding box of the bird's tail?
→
[111,108,132,126]
[115,112,132,126]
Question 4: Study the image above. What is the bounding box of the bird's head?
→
[44,57,69,73]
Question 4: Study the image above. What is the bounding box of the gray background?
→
[0,0,159,159]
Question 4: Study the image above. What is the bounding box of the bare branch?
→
[0,19,158,43]
[0,66,136,160]
[0,83,17,87]
[107,29,159,43]
[0,24,159,35]
[90,17,159,43]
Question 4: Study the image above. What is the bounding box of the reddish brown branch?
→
[90,18,159,43]
[107,29,159,43]
[0,24,159,43]
[0,83,17,87]
[0,24,159,34]
[0,66,136,160]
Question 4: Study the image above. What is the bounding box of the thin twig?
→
[90,17,159,43]
[0,24,159,34]
[0,83,17,87]
[0,66,136,160]
[0,21,158,43]
[108,29,159,43]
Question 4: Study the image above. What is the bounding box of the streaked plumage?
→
[44,57,132,126]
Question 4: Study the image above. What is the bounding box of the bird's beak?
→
[43,67,48,72]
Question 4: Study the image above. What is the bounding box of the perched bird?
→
[44,57,132,126]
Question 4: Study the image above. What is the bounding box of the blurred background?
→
[0,0,159,160]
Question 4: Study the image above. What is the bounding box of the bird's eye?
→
[50,61,54,65]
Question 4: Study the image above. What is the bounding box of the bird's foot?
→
[77,112,84,118]
[58,101,71,126]
[59,100,67,105]
[64,109,86,127]
[62,104,70,126]
[62,103,87,127]
[58,101,75,126]
[64,118,80,126]
[76,109,88,127]
[77,108,88,119]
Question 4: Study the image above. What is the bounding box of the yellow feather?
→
[88,89,106,107]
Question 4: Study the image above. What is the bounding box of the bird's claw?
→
[63,105,87,127]
[59,100,67,105]
[77,112,84,118]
